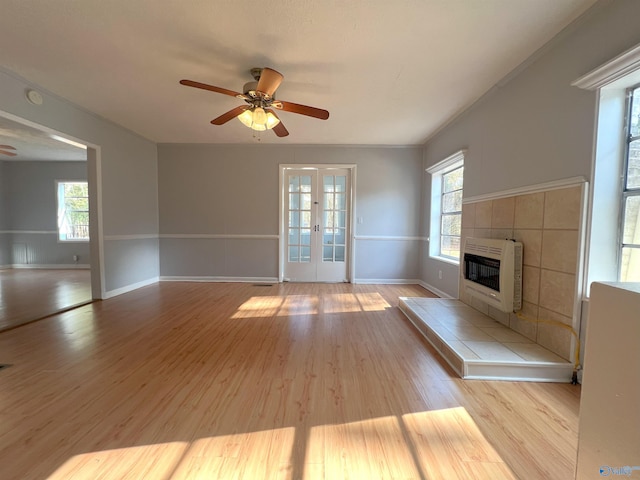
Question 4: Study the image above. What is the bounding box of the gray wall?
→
[0,68,159,296]
[158,144,423,282]
[3,161,90,266]
[420,0,640,297]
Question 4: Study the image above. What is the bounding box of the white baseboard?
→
[417,281,455,299]
[10,264,91,269]
[160,276,279,284]
[352,278,421,285]
[103,277,159,299]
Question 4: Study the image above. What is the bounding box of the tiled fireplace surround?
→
[458,184,585,361]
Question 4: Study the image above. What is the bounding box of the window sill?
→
[429,255,460,266]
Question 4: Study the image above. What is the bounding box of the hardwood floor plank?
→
[0,282,580,479]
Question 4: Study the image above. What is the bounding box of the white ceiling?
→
[0,116,86,162]
[0,0,598,148]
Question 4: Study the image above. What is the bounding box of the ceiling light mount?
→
[25,89,43,106]
[250,68,263,81]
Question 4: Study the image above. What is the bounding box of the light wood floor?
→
[0,269,92,331]
[0,282,581,480]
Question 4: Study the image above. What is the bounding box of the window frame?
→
[619,84,640,281]
[572,41,640,295]
[56,180,90,243]
[427,150,465,264]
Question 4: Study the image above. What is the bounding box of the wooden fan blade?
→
[265,109,289,137]
[180,79,244,98]
[0,149,17,157]
[273,100,329,120]
[211,105,250,125]
[0,145,16,150]
[256,68,283,97]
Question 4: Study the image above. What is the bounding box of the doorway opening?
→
[0,110,102,330]
[279,165,355,282]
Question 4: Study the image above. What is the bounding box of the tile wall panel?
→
[460,185,584,360]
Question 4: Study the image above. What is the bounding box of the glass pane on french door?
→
[288,174,313,263]
[322,174,347,263]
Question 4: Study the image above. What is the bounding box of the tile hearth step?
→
[398,297,574,382]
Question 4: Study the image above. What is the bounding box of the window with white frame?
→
[57,181,89,242]
[573,42,640,292]
[427,150,465,262]
[621,85,640,281]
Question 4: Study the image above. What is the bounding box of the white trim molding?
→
[354,235,426,241]
[418,281,455,299]
[572,42,640,90]
[0,230,57,234]
[160,276,279,284]
[463,176,587,204]
[158,234,279,240]
[104,234,159,241]
[426,149,467,174]
[103,277,159,299]
[352,278,421,285]
[11,264,90,269]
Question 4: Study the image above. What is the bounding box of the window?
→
[427,150,465,262]
[57,181,89,241]
[573,42,640,293]
[621,85,640,281]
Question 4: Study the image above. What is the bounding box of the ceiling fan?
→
[0,145,16,157]
[180,67,329,137]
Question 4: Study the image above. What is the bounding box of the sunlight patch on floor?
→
[231,295,285,319]
[47,409,515,480]
[48,428,297,480]
[324,293,361,314]
[402,407,516,479]
[231,292,390,319]
[232,295,321,319]
[47,441,190,480]
[324,292,390,314]
[171,428,296,479]
[308,407,515,480]
[278,295,319,317]
[355,292,391,311]
[313,414,421,479]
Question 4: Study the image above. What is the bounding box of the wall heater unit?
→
[462,237,523,313]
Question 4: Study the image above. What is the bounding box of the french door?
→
[282,167,351,282]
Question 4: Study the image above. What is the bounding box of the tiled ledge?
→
[399,297,574,382]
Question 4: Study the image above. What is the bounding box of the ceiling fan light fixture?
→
[237,107,280,131]
[253,107,267,126]
[265,111,281,129]
[237,109,254,128]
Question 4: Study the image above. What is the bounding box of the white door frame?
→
[279,164,357,282]
[0,109,105,299]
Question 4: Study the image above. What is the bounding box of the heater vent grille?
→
[464,240,504,257]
